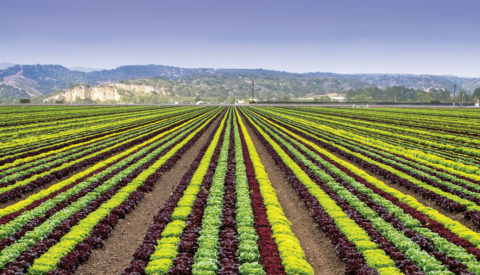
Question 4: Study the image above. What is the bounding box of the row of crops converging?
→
[1,105,480,274]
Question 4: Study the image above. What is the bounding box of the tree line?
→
[346,86,480,103]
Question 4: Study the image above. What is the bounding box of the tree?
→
[473,87,480,99]
[353,94,371,102]
[279,93,290,102]
[314,96,331,102]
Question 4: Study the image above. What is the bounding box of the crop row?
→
[0,106,206,159]
[251,107,480,221]
[2,105,479,274]
[124,108,313,275]
[0,107,221,274]
[268,107,480,165]
[240,107,480,274]
[0,108,216,204]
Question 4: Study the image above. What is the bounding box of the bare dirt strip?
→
[245,121,346,275]
[75,115,220,275]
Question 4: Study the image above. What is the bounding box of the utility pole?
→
[251,80,255,99]
[453,84,457,107]
[248,80,256,104]
[462,90,465,106]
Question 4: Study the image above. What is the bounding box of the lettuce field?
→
[1,105,480,274]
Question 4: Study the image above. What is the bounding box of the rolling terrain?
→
[1,64,479,103]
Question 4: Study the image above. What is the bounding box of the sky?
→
[1,0,479,77]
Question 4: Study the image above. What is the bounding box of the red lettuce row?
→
[236,116,286,275]
[49,112,220,275]
[258,117,470,273]
[0,107,203,161]
[142,110,228,274]
[262,113,480,263]
[122,113,225,274]
[0,117,213,273]
[0,109,203,186]
[168,139,223,274]
[217,128,240,274]
[256,126,422,273]
[239,112,377,274]
[0,112,220,274]
[0,115,202,204]
[261,114,466,213]
[51,112,219,274]
[0,112,208,233]
[314,133,480,205]
[275,114,480,197]
[0,121,201,246]
[0,112,215,226]
[252,108,480,261]
[0,109,198,166]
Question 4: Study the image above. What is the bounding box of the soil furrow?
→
[74,114,220,275]
[244,118,346,275]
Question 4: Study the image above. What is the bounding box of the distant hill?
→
[0,64,209,99]
[1,64,479,102]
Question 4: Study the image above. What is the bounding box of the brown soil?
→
[244,122,346,275]
[75,116,220,275]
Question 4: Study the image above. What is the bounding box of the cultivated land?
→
[0,105,480,274]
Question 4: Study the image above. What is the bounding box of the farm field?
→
[0,105,480,274]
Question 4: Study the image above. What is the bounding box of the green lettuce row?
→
[270,106,480,149]
[255,107,480,177]
[0,113,210,241]
[277,111,480,207]
[291,107,480,137]
[232,111,264,274]
[284,119,480,194]
[0,107,182,152]
[333,136,480,196]
[1,107,173,139]
[0,110,215,220]
[253,109,480,258]
[237,109,315,275]
[1,106,201,152]
[0,107,207,181]
[0,107,200,167]
[295,106,480,129]
[261,106,479,168]
[252,108,480,213]
[241,108,399,275]
[253,109,480,272]
[0,115,208,270]
[260,106,475,165]
[248,112,452,274]
[190,114,232,274]
[262,107,480,159]
[0,114,202,196]
[145,110,229,274]
[27,110,218,274]
[320,134,480,212]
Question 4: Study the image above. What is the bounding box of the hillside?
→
[1,64,480,103]
[43,82,170,103]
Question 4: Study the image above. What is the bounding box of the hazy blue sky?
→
[1,0,479,76]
